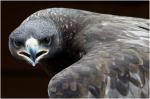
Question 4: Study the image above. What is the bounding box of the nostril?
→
[19,51,30,58]
[36,50,47,58]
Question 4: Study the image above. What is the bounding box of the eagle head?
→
[9,19,62,66]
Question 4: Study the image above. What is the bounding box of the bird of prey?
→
[9,8,149,98]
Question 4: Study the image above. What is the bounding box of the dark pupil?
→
[42,37,50,44]
[14,40,22,47]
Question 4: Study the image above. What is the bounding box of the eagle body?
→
[9,8,149,98]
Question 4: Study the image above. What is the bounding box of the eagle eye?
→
[13,39,23,48]
[41,37,51,45]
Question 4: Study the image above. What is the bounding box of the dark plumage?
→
[9,8,149,98]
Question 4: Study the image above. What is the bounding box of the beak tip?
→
[32,64,36,67]
[31,61,36,67]
[31,61,38,67]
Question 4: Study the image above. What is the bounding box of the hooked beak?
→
[17,37,49,66]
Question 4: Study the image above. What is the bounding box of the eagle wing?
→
[48,14,149,98]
